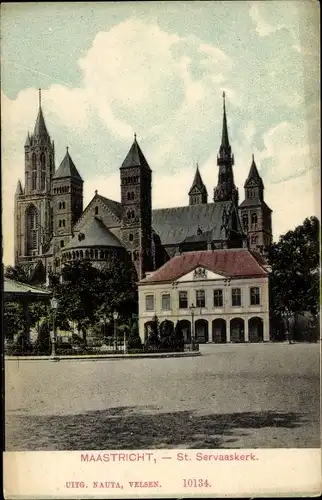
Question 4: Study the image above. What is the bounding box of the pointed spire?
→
[52,148,83,181]
[221,90,230,150]
[33,88,50,138]
[121,136,151,170]
[25,132,31,147]
[189,163,207,195]
[15,179,23,196]
[244,154,264,189]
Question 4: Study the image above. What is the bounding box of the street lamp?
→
[189,303,196,350]
[113,311,119,352]
[50,297,58,358]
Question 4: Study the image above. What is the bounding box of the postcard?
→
[2,1,321,498]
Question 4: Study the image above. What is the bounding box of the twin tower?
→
[14,90,272,279]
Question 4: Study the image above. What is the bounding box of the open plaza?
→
[5,343,320,451]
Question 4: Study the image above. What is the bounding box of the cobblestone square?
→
[5,343,320,450]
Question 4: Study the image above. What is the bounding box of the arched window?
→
[251,213,257,226]
[94,206,99,215]
[242,214,248,230]
[80,250,83,259]
[251,235,258,245]
[127,211,131,219]
[31,153,37,190]
[90,249,94,258]
[129,233,134,241]
[40,153,46,190]
[131,210,135,219]
[26,205,38,254]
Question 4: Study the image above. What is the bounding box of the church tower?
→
[15,89,55,266]
[188,164,208,205]
[213,92,238,205]
[239,155,273,253]
[51,147,83,268]
[120,134,153,280]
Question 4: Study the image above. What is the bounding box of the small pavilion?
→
[4,279,52,342]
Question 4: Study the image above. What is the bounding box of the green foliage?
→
[49,258,138,344]
[4,264,30,283]
[267,216,320,320]
[4,302,24,339]
[127,321,142,349]
[34,319,52,354]
[159,320,174,349]
[173,321,185,351]
[146,315,160,349]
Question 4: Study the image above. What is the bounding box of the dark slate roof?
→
[244,155,264,189]
[4,278,51,299]
[140,249,268,283]
[121,137,151,170]
[64,217,123,249]
[188,165,208,195]
[96,194,123,220]
[152,201,233,246]
[34,107,50,137]
[239,198,272,212]
[53,149,83,181]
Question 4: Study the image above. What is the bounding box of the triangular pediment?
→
[177,266,227,282]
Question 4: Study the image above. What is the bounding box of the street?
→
[5,343,320,450]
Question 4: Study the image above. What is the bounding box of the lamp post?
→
[50,297,58,358]
[189,303,196,350]
[113,311,119,352]
[123,327,128,354]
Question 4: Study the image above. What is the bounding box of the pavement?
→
[5,343,320,450]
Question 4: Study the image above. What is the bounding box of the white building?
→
[138,249,270,344]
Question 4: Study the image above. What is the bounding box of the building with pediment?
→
[14,90,272,285]
[138,249,270,344]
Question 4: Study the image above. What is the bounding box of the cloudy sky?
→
[1,1,320,265]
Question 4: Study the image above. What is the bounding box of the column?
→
[263,314,270,341]
[209,318,214,342]
[244,318,249,342]
[226,319,231,342]
[23,300,30,344]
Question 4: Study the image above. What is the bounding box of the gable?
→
[177,266,227,282]
[73,196,121,233]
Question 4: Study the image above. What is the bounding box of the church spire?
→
[33,88,50,139]
[214,92,238,204]
[244,154,264,190]
[189,163,208,205]
[221,91,230,150]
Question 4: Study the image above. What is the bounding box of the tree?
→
[49,257,138,345]
[127,321,142,350]
[159,320,174,350]
[4,264,30,283]
[173,321,185,351]
[267,216,320,339]
[146,315,160,349]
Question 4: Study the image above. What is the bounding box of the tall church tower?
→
[120,134,153,280]
[188,164,208,205]
[51,147,83,268]
[213,92,238,205]
[14,90,55,267]
[239,155,272,253]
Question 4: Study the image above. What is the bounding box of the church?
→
[14,90,273,284]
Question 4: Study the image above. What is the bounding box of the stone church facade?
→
[14,90,273,283]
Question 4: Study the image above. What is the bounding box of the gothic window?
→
[251,235,258,245]
[40,153,46,190]
[60,240,65,248]
[131,210,135,219]
[95,206,99,215]
[196,290,205,308]
[250,287,260,305]
[251,213,258,226]
[129,233,134,241]
[178,291,188,309]
[26,205,38,254]
[31,153,37,190]
[232,288,241,307]
[80,250,83,259]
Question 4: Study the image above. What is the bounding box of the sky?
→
[1,1,320,265]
